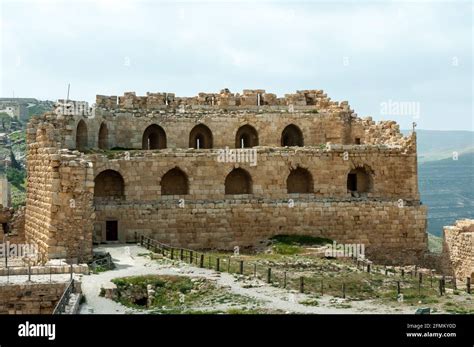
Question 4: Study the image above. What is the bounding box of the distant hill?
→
[402,129,474,162]
[418,151,474,236]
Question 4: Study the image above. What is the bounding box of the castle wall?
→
[0,282,68,314]
[93,200,426,265]
[441,219,474,280]
[24,89,426,264]
[90,147,419,200]
[25,120,94,262]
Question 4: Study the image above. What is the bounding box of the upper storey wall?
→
[27,89,415,154]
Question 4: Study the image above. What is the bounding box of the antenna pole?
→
[66,83,70,102]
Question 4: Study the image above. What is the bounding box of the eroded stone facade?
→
[25,89,428,264]
[441,219,474,281]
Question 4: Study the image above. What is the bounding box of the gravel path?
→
[78,245,415,314]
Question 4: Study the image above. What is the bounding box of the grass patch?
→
[270,235,332,255]
[270,235,333,246]
[299,298,319,306]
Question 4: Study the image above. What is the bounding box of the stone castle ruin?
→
[24,89,428,265]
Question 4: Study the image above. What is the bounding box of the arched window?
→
[287,167,313,193]
[281,124,304,147]
[94,170,125,199]
[189,124,213,149]
[347,167,372,194]
[98,122,108,149]
[235,125,259,148]
[225,168,252,194]
[76,120,88,151]
[161,168,188,195]
[142,124,167,150]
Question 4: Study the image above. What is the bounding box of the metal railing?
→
[52,278,75,315]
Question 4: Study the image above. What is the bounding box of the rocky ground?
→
[78,244,471,314]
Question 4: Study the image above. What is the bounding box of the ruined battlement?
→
[442,220,474,280]
[95,89,353,113]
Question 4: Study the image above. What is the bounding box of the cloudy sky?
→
[1,0,472,130]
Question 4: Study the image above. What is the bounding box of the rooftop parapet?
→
[96,89,353,113]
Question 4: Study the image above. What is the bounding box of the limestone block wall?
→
[24,89,425,264]
[0,282,67,314]
[90,146,419,201]
[89,147,425,265]
[64,111,352,151]
[24,123,58,262]
[94,200,427,265]
[25,119,94,262]
[62,110,416,153]
[441,219,474,280]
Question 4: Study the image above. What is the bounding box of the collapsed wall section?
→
[441,219,474,280]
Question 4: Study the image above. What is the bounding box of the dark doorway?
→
[347,173,357,191]
[106,221,118,241]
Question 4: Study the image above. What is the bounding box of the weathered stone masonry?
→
[25,89,427,264]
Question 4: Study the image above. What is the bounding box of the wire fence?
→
[138,234,472,299]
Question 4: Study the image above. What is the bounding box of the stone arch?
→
[189,124,213,149]
[161,167,188,195]
[142,124,167,150]
[287,167,313,193]
[235,124,259,148]
[94,170,125,199]
[76,120,88,151]
[225,168,252,194]
[281,124,304,147]
[98,122,109,149]
[347,166,373,194]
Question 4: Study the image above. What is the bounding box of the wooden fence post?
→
[254,263,257,278]
[467,277,471,294]
[180,249,184,261]
[216,258,220,272]
[299,277,304,293]
[170,248,174,260]
[283,271,287,288]
[367,264,371,273]
[189,251,193,264]
[200,254,204,268]
[397,281,401,295]
[227,258,231,273]
[267,268,272,283]
[401,269,405,278]
[439,279,444,296]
